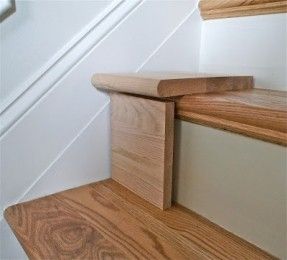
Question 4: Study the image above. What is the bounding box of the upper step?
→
[199,0,287,20]
[91,73,287,146]
[92,73,253,97]
[175,89,287,146]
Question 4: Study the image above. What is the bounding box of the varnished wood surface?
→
[4,179,276,260]
[175,89,287,146]
[199,0,287,19]
[92,73,253,98]
[111,93,174,209]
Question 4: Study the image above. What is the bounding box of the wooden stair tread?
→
[92,73,253,98]
[199,0,287,20]
[4,179,275,259]
[175,88,287,146]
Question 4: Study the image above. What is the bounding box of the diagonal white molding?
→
[0,101,110,222]
[0,0,121,114]
[0,0,143,138]
[136,0,200,72]
[0,0,15,22]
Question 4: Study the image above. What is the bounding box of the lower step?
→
[4,179,275,259]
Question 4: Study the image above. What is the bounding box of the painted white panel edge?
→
[0,0,15,22]
[0,0,121,112]
[0,0,13,17]
[0,0,143,137]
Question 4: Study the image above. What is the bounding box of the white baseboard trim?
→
[0,0,143,138]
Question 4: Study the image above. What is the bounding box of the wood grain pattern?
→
[175,89,287,146]
[4,179,276,259]
[111,93,174,209]
[92,73,253,97]
[199,0,287,19]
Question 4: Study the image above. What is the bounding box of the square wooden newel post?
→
[92,73,253,209]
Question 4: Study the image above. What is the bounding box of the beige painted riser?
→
[174,120,287,259]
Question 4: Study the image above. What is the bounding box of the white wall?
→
[199,13,287,91]
[140,9,202,72]
[0,0,200,258]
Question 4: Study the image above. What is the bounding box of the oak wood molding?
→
[4,179,275,259]
[199,0,287,20]
[92,73,253,98]
[175,89,287,146]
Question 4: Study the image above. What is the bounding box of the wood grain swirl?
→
[4,193,127,259]
[5,179,276,260]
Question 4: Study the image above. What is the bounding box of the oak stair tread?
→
[175,88,287,146]
[92,73,253,98]
[199,0,287,20]
[4,179,275,259]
